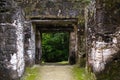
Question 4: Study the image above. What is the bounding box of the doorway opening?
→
[31,18,78,65]
[41,32,70,63]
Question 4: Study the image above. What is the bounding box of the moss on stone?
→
[21,66,41,80]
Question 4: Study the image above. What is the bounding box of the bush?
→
[42,32,69,62]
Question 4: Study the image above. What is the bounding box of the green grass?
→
[72,65,96,80]
[57,61,69,64]
[42,61,69,65]
[21,65,40,80]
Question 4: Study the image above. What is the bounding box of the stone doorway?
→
[31,17,78,65]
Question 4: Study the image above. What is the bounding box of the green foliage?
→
[21,66,40,80]
[42,32,69,62]
[72,65,96,80]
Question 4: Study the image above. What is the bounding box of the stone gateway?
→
[0,0,120,80]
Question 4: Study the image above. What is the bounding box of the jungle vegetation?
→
[42,32,70,62]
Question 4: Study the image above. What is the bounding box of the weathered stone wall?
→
[24,21,35,66]
[85,0,120,79]
[69,31,77,64]
[15,0,85,65]
[0,0,25,79]
[15,0,88,66]
[77,24,86,67]
[35,29,42,64]
[15,0,86,18]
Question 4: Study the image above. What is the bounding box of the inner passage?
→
[42,32,69,62]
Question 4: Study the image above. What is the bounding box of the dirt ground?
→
[40,63,74,80]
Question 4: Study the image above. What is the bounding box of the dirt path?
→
[40,63,74,80]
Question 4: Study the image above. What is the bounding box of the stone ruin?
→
[85,0,120,80]
[0,0,119,80]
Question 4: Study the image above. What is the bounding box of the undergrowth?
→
[72,65,96,80]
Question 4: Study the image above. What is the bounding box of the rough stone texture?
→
[77,25,86,67]
[15,0,85,65]
[69,32,77,65]
[35,29,42,64]
[24,21,35,66]
[15,0,86,18]
[85,0,120,79]
[0,0,81,79]
[0,0,25,80]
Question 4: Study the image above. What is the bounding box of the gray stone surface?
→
[0,0,25,80]
[85,0,120,79]
[69,32,77,64]
[15,0,85,18]
[0,0,120,80]
[35,30,42,64]
[24,21,35,66]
